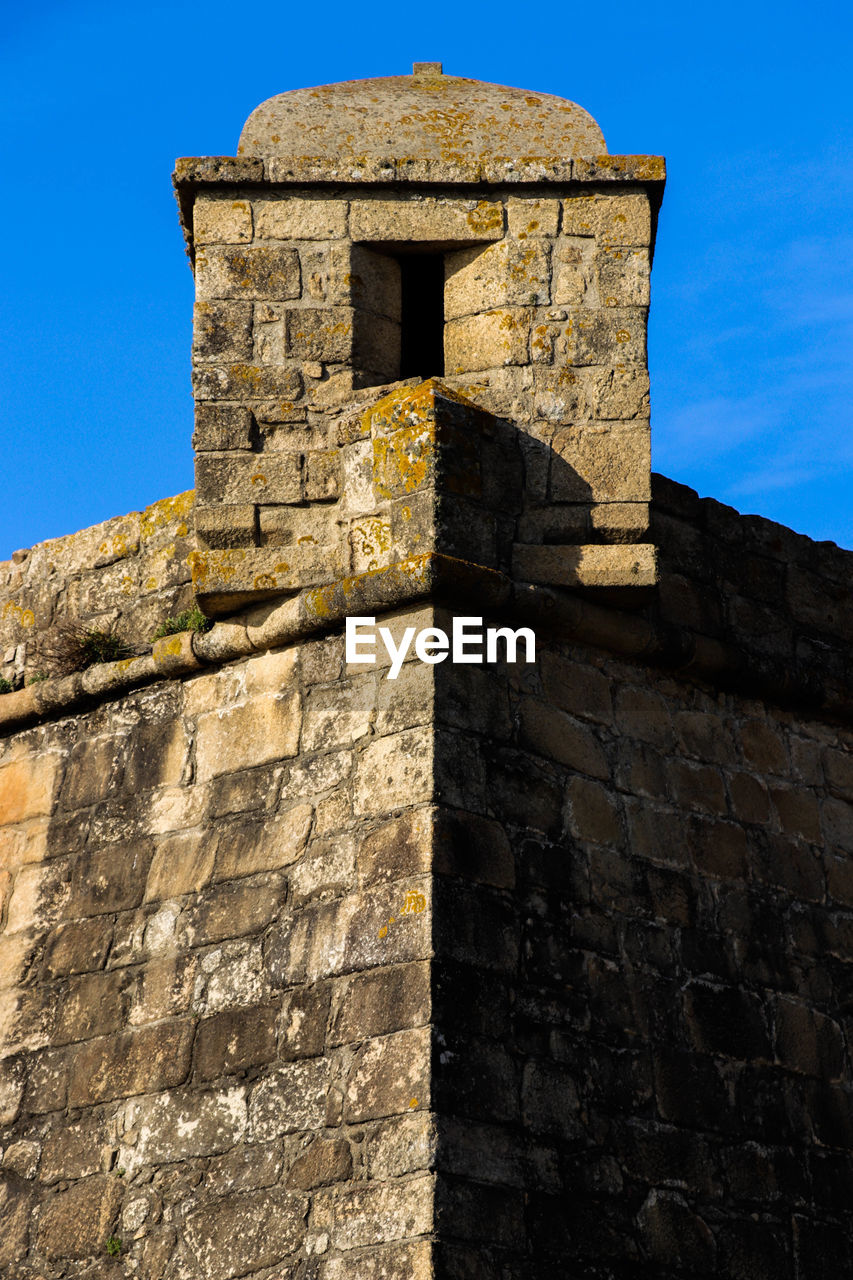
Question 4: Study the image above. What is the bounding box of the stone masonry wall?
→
[427,617,853,1278]
[3,453,853,1277]
[0,606,438,1279]
[0,494,195,691]
[189,185,654,554]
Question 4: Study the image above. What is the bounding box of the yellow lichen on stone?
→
[305,585,334,619]
[2,603,35,629]
[141,492,194,541]
[372,424,434,500]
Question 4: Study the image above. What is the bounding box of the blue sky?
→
[2,0,852,556]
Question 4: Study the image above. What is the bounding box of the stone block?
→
[551,423,651,502]
[770,786,821,842]
[312,1173,433,1250]
[35,1174,124,1261]
[329,961,430,1045]
[354,727,432,816]
[666,759,728,815]
[67,1020,193,1106]
[320,1240,433,1280]
[193,402,255,451]
[127,952,197,1024]
[540,652,613,725]
[194,503,258,549]
[117,1085,246,1177]
[287,833,356,906]
[195,451,301,506]
[306,448,341,500]
[196,244,301,301]
[195,690,301,780]
[350,196,503,242]
[288,1136,352,1189]
[183,1188,307,1280]
[591,501,650,542]
[196,1004,279,1079]
[193,300,254,362]
[42,915,113,978]
[344,1025,430,1122]
[590,364,650,420]
[366,1113,436,1181]
[183,873,285,945]
[445,308,530,374]
[254,196,348,240]
[774,997,845,1078]
[554,307,647,366]
[145,828,215,901]
[519,697,610,777]
[248,1057,329,1139]
[444,240,550,317]
[269,877,431,984]
[567,776,624,846]
[55,968,126,1044]
[637,1190,716,1272]
[194,198,253,244]
[432,809,515,888]
[513,543,657,588]
[683,981,771,1060]
[67,837,153,916]
[213,804,313,880]
[562,193,651,244]
[278,982,331,1059]
[61,732,129,809]
[532,363,589,422]
[40,1115,108,1182]
[0,754,60,824]
[286,306,353,362]
[598,246,651,307]
[357,809,433,886]
[5,859,68,935]
[551,236,597,306]
[507,197,561,238]
[192,361,302,403]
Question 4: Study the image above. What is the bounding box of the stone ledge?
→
[5,548,853,738]
[172,155,666,255]
[513,543,657,589]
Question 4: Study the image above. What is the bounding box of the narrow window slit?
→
[399,253,445,379]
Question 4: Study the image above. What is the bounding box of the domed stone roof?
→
[238,64,607,162]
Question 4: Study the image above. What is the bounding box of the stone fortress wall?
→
[2,64,853,1280]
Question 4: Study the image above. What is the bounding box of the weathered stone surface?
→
[513,542,657,587]
[67,1021,193,1105]
[183,1188,307,1279]
[35,1174,123,1260]
[254,196,348,241]
[196,244,301,301]
[249,1058,330,1139]
[213,803,313,879]
[330,961,430,1045]
[350,196,503,243]
[194,198,253,244]
[345,1026,430,1122]
[287,1136,352,1188]
[313,1175,434,1253]
[195,690,301,779]
[445,308,530,373]
[195,1005,278,1078]
[67,838,153,916]
[118,1086,247,1173]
